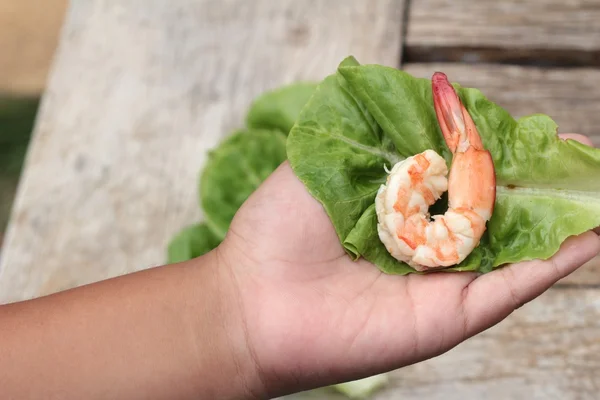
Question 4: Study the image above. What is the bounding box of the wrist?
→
[186,247,267,400]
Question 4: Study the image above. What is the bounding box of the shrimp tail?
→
[431,72,484,154]
[431,71,496,223]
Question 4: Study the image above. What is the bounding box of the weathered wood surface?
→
[405,0,600,66]
[0,0,68,94]
[405,63,600,286]
[0,0,405,303]
[287,288,600,400]
[409,0,600,50]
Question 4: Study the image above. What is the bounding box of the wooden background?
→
[2,1,600,398]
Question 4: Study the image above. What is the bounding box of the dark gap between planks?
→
[397,0,413,68]
[553,283,600,290]
[403,45,600,69]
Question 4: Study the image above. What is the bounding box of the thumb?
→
[558,133,594,146]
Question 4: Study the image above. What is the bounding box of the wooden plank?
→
[0,0,405,303]
[285,288,600,400]
[560,257,600,287]
[405,63,600,285]
[0,0,68,95]
[405,0,600,66]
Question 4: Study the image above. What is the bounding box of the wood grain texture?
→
[406,63,600,285]
[407,0,600,49]
[0,0,405,303]
[284,288,600,400]
[405,0,600,66]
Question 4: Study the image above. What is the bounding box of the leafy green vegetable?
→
[166,129,287,263]
[167,223,221,264]
[167,81,317,264]
[287,56,600,274]
[0,96,39,232]
[0,96,39,176]
[246,83,318,134]
[200,129,287,239]
[167,80,316,265]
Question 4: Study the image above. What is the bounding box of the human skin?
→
[1,134,598,400]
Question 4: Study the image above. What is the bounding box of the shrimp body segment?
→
[375,72,496,271]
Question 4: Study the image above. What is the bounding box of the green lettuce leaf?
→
[246,82,318,134]
[167,223,221,264]
[200,129,287,239]
[168,79,315,263]
[287,57,600,274]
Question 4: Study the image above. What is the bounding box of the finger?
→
[462,231,600,337]
[558,133,594,146]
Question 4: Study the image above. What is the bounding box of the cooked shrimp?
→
[375,72,496,271]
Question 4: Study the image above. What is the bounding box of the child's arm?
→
[0,250,261,400]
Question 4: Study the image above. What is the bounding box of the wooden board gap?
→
[398,0,413,67]
[405,45,600,69]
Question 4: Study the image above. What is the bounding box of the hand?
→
[220,133,600,398]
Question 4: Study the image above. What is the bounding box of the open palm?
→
[222,135,600,397]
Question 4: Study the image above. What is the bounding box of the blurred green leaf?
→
[0,96,39,176]
[167,223,222,264]
[0,95,39,232]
